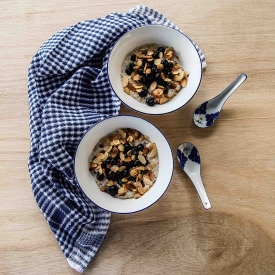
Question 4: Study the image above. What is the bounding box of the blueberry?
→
[162,59,168,67]
[151,65,158,74]
[139,75,147,84]
[129,62,135,70]
[157,47,165,53]
[128,176,136,182]
[152,51,159,59]
[167,71,173,79]
[138,68,144,75]
[125,67,132,75]
[124,143,132,153]
[146,97,156,106]
[109,185,118,196]
[155,72,161,79]
[142,58,147,65]
[134,160,142,167]
[107,170,115,180]
[131,148,138,155]
[123,169,130,177]
[168,62,174,68]
[137,144,144,151]
[147,62,153,69]
[139,89,148,98]
[163,87,169,94]
[117,178,123,186]
[146,73,154,80]
[164,67,171,75]
[115,171,123,180]
[131,54,136,62]
[96,173,105,181]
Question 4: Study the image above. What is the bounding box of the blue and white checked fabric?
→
[27,5,206,273]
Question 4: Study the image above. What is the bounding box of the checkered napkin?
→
[27,5,206,273]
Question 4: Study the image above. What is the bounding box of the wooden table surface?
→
[1,0,275,274]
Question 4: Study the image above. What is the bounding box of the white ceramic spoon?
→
[193,73,247,128]
[177,142,211,210]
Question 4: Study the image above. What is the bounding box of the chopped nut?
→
[118,188,127,196]
[154,59,161,65]
[150,81,157,91]
[122,76,128,87]
[160,97,168,104]
[124,87,130,95]
[134,193,141,199]
[107,180,114,186]
[138,154,147,165]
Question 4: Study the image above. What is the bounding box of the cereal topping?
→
[121,44,189,106]
[89,128,159,199]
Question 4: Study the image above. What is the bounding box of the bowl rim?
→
[74,114,174,214]
[107,24,202,115]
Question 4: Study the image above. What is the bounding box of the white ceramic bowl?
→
[108,25,202,115]
[74,115,173,214]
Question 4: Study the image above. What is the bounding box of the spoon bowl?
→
[177,142,211,210]
[193,73,247,128]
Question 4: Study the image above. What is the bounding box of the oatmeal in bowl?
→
[74,115,173,214]
[108,25,202,115]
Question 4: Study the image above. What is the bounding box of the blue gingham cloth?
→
[27,5,206,273]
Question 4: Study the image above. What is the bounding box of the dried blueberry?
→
[162,59,168,67]
[152,51,159,59]
[139,75,146,84]
[125,67,132,75]
[128,176,135,182]
[147,62,153,69]
[146,97,156,106]
[131,54,136,62]
[163,87,169,94]
[167,71,173,79]
[124,143,132,153]
[122,169,130,177]
[139,89,148,98]
[142,58,147,65]
[134,160,142,166]
[96,173,105,181]
[146,73,154,80]
[137,144,144,151]
[131,148,138,155]
[168,62,174,68]
[138,68,144,75]
[151,65,158,74]
[109,185,118,196]
[107,170,115,180]
[157,47,165,53]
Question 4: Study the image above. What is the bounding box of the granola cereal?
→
[121,44,189,106]
[89,128,159,199]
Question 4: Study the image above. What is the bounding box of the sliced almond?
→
[118,144,124,152]
[136,59,142,66]
[107,145,112,152]
[164,78,172,82]
[149,81,157,91]
[112,139,120,146]
[149,147,157,158]
[159,52,163,58]
[145,68,151,74]
[118,188,127,196]
[124,87,130,95]
[111,147,118,158]
[133,74,141,81]
[90,162,97,169]
[131,155,136,161]
[149,171,155,182]
[102,152,109,161]
[157,64,164,71]
[100,186,107,192]
[169,82,177,89]
[135,52,143,58]
[119,166,126,172]
[131,71,137,79]
[127,82,136,91]
[138,154,147,165]
[118,129,126,139]
[109,133,118,140]
[178,71,184,80]
[92,157,101,164]
[148,142,156,152]
[138,188,146,195]
[181,78,187,88]
[134,85,143,90]
[147,161,156,170]
[154,59,161,65]
[173,75,181,82]
[134,193,142,199]
[107,180,114,186]
[110,165,119,172]
[160,97,168,104]
[143,178,154,187]
[120,152,125,161]
[130,169,139,177]
[122,177,128,183]
[122,76,128,87]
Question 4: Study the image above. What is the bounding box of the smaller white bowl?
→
[74,115,174,214]
[108,25,202,115]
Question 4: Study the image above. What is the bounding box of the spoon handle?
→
[192,173,211,210]
[218,73,247,106]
